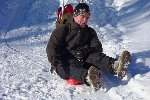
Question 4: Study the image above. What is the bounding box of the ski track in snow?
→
[1,0,150,99]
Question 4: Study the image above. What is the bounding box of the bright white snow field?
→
[0,0,150,99]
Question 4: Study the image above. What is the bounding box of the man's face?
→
[74,13,90,28]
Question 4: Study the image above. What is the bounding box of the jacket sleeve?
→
[88,27,103,53]
[46,25,67,62]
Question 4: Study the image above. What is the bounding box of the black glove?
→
[75,45,89,60]
[50,56,60,73]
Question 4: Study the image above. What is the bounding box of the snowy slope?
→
[0,0,150,99]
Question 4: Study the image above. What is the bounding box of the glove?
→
[75,45,89,60]
[50,56,60,73]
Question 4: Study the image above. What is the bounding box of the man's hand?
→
[50,56,60,73]
[75,45,89,60]
[50,65,56,74]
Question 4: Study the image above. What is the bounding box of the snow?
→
[0,0,150,99]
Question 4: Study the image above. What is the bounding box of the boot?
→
[113,50,131,79]
[86,66,101,91]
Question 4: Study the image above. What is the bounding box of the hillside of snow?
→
[0,0,150,99]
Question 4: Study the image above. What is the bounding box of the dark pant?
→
[55,52,115,84]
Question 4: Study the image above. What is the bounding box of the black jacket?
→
[46,19,103,62]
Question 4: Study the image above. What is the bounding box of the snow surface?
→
[0,0,150,99]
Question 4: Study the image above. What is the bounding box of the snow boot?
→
[86,66,101,91]
[113,50,131,79]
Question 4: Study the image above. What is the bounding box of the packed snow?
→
[0,0,150,99]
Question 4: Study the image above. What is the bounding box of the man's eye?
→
[84,17,89,20]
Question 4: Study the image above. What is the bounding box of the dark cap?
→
[73,3,90,17]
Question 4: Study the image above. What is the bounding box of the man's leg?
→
[85,51,131,77]
[69,58,101,90]
[85,52,116,74]
[69,59,88,83]
[55,63,70,80]
[55,58,88,84]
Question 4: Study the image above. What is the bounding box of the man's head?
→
[73,3,90,28]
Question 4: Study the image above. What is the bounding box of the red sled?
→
[66,73,101,85]
[66,78,83,85]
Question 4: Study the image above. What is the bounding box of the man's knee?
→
[56,65,69,80]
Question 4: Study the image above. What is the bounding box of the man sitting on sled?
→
[46,2,131,91]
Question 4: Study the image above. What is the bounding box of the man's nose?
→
[83,18,88,23]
